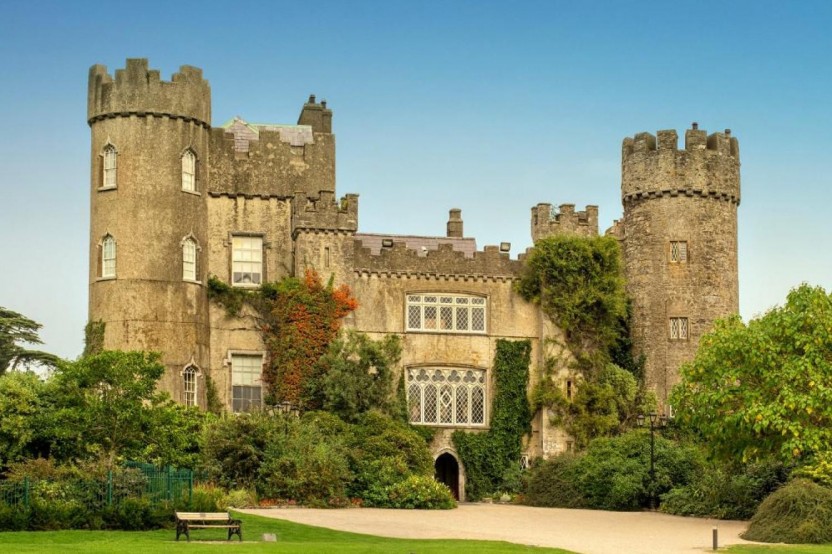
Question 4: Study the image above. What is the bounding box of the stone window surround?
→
[404,291,488,334]
[225,349,266,413]
[669,316,689,340]
[228,232,265,288]
[405,364,489,429]
[180,147,200,195]
[669,240,689,263]
[181,362,200,407]
[181,233,202,284]
[98,233,116,280]
[100,142,118,190]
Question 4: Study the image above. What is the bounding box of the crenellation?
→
[292,191,358,234]
[656,130,678,150]
[531,203,599,242]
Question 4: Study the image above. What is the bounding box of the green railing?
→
[0,463,195,510]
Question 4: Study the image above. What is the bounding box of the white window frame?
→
[670,317,689,340]
[182,236,198,282]
[670,241,688,263]
[102,143,118,189]
[405,293,487,334]
[182,365,199,407]
[229,352,264,413]
[406,367,487,428]
[181,149,196,192]
[101,234,116,278]
[231,235,263,287]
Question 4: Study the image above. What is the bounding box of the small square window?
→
[670,317,689,340]
[670,241,688,263]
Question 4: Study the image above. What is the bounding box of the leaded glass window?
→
[406,367,487,427]
[670,241,688,263]
[102,235,116,278]
[405,294,487,334]
[670,317,689,340]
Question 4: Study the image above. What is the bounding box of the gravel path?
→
[242,503,756,554]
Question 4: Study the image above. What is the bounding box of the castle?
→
[87,59,740,500]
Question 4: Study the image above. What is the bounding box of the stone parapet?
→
[292,191,358,235]
[531,203,598,242]
[88,59,210,127]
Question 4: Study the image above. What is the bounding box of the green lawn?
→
[727,545,832,553]
[0,511,574,553]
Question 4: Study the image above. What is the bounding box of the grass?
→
[0,511,575,553]
[727,546,832,553]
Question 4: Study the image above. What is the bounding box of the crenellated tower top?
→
[621,124,740,205]
[88,58,211,128]
[531,203,599,242]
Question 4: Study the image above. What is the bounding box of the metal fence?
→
[0,463,195,510]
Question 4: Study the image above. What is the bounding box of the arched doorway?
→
[434,452,460,500]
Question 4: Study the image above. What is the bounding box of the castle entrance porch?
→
[434,452,460,500]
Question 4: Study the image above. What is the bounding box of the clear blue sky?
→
[1,1,830,360]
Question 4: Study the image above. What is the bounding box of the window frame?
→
[669,317,689,340]
[228,351,264,413]
[182,235,200,282]
[182,365,199,407]
[406,366,488,428]
[669,240,688,263]
[230,235,264,288]
[405,293,487,334]
[181,148,198,193]
[101,234,116,279]
[101,143,118,190]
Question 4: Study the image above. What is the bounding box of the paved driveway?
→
[242,503,756,554]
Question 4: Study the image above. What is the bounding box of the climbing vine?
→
[208,269,358,407]
[517,234,651,447]
[452,339,532,500]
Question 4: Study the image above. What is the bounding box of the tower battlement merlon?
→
[530,203,599,242]
[297,94,333,134]
[621,124,741,205]
[292,191,358,234]
[88,58,211,128]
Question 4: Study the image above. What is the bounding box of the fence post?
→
[107,471,113,506]
[23,477,30,509]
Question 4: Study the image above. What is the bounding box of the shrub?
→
[0,503,30,531]
[221,488,257,509]
[743,479,832,543]
[386,475,456,509]
[793,451,832,488]
[661,458,789,520]
[523,454,586,508]
[188,484,223,512]
[200,413,282,489]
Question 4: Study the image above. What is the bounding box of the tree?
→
[0,306,59,374]
[672,284,832,463]
[303,330,402,421]
[0,371,50,467]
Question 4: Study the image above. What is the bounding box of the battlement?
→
[621,124,741,205]
[292,191,358,235]
[353,240,523,281]
[531,203,599,242]
[88,58,211,127]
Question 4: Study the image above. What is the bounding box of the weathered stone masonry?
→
[87,60,740,496]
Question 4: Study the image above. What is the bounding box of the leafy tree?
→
[0,306,59,374]
[0,371,50,467]
[303,330,402,421]
[672,284,832,463]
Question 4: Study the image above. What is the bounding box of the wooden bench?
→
[175,511,243,542]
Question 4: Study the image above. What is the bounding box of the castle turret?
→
[531,203,599,241]
[88,58,211,406]
[620,124,740,405]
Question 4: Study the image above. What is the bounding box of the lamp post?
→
[637,412,667,510]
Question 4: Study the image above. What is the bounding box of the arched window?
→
[102,144,118,189]
[406,367,487,427]
[182,237,197,281]
[101,235,116,278]
[181,149,196,192]
[182,365,198,407]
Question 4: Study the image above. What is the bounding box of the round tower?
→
[87,58,211,406]
[620,124,740,406]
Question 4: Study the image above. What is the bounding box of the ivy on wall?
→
[452,339,532,500]
[517,234,652,447]
[208,269,358,407]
